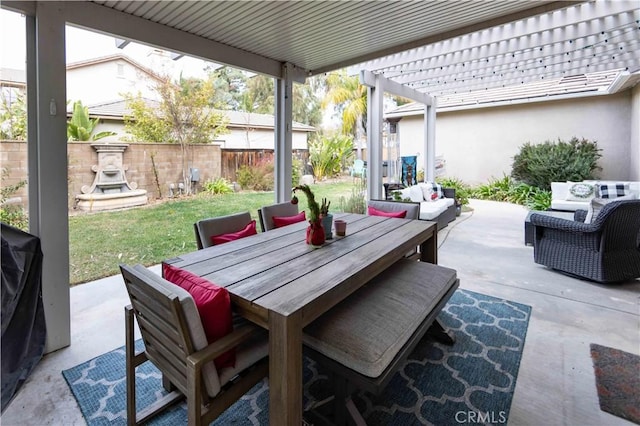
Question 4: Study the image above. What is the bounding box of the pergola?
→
[1,0,638,355]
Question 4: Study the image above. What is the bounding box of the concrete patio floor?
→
[2,199,638,425]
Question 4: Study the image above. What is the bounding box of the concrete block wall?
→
[1,141,222,209]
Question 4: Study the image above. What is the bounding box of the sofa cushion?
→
[566,181,596,202]
[585,194,637,223]
[418,198,454,220]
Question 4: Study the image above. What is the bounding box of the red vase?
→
[306,220,326,247]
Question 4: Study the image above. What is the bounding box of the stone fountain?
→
[75,143,147,212]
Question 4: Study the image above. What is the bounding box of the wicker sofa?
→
[390,184,457,230]
[530,199,640,283]
[550,180,640,211]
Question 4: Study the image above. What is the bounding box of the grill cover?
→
[1,223,46,412]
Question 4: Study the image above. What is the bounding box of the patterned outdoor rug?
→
[63,289,531,425]
[590,343,640,425]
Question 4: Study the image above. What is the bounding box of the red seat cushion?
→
[162,263,235,369]
[272,211,306,228]
[210,220,257,245]
[367,206,408,218]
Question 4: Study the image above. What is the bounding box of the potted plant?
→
[320,197,333,239]
[291,184,325,247]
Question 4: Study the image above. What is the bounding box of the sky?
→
[1,9,217,80]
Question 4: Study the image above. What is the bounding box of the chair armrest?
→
[530,213,598,233]
[187,323,266,368]
[574,209,587,223]
[443,188,456,199]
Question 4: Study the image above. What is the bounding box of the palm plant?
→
[323,70,367,157]
[67,100,116,141]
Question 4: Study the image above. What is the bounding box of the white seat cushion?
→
[419,198,454,220]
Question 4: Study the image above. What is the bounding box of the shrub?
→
[436,176,471,206]
[511,137,601,190]
[470,174,551,210]
[1,168,28,230]
[309,134,355,180]
[338,178,366,214]
[471,174,514,201]
[202,177,233,195]
[292,157,303,186]
[236,160,274,191]
[236,165,254,189]
[524,188,552,211]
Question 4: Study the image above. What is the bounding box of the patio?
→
[2,199,638,425]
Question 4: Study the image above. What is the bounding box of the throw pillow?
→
[597,182,630,199]
[585,194,636,223]
[417,183,433,201]
[367,206,407,218]
[422,181,444,200]
[565,181,596,202]
[272,211,306,228]
[408,185,424,203]
[210,220,257,245]
[162,263,235,369]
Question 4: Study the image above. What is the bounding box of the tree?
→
[207,67,248,110]
[323,70,367,158]
[207,67,323,128]
[123,75,229,195]
[0,89,27,140]
[67,100,116,141]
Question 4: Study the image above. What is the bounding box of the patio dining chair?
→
[194,211,255,249]
[120,264,268,426]
[257,201,300,232]
[367,199,421,259]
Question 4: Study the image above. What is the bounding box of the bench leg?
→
[427,319,455,345]
[333,374,348,426]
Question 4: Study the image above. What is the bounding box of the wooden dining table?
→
[164,212,438,424]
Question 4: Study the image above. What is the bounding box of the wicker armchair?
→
[531,199,640,283]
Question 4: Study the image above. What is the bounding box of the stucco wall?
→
[66,60,159,106]
[397,91,634,185]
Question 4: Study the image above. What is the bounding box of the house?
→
[2,54,315,149]
[65,54,315,148]
[384,69,640,184]
[66,54,163,105]
[86,99,314,150]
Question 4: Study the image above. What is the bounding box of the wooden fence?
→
[221,149,309,182]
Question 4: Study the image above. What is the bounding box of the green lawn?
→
[69,180,357,285]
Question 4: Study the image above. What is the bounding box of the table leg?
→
[269,310,302,425]
[420,227,438,264]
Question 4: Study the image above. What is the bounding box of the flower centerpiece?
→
[291,184,326,247]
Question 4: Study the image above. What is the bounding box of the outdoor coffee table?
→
[524,210,574,245]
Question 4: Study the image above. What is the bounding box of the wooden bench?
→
[303,259,459,425]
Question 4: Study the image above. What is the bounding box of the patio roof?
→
[350,1,640,98]
[2,0,638,356]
